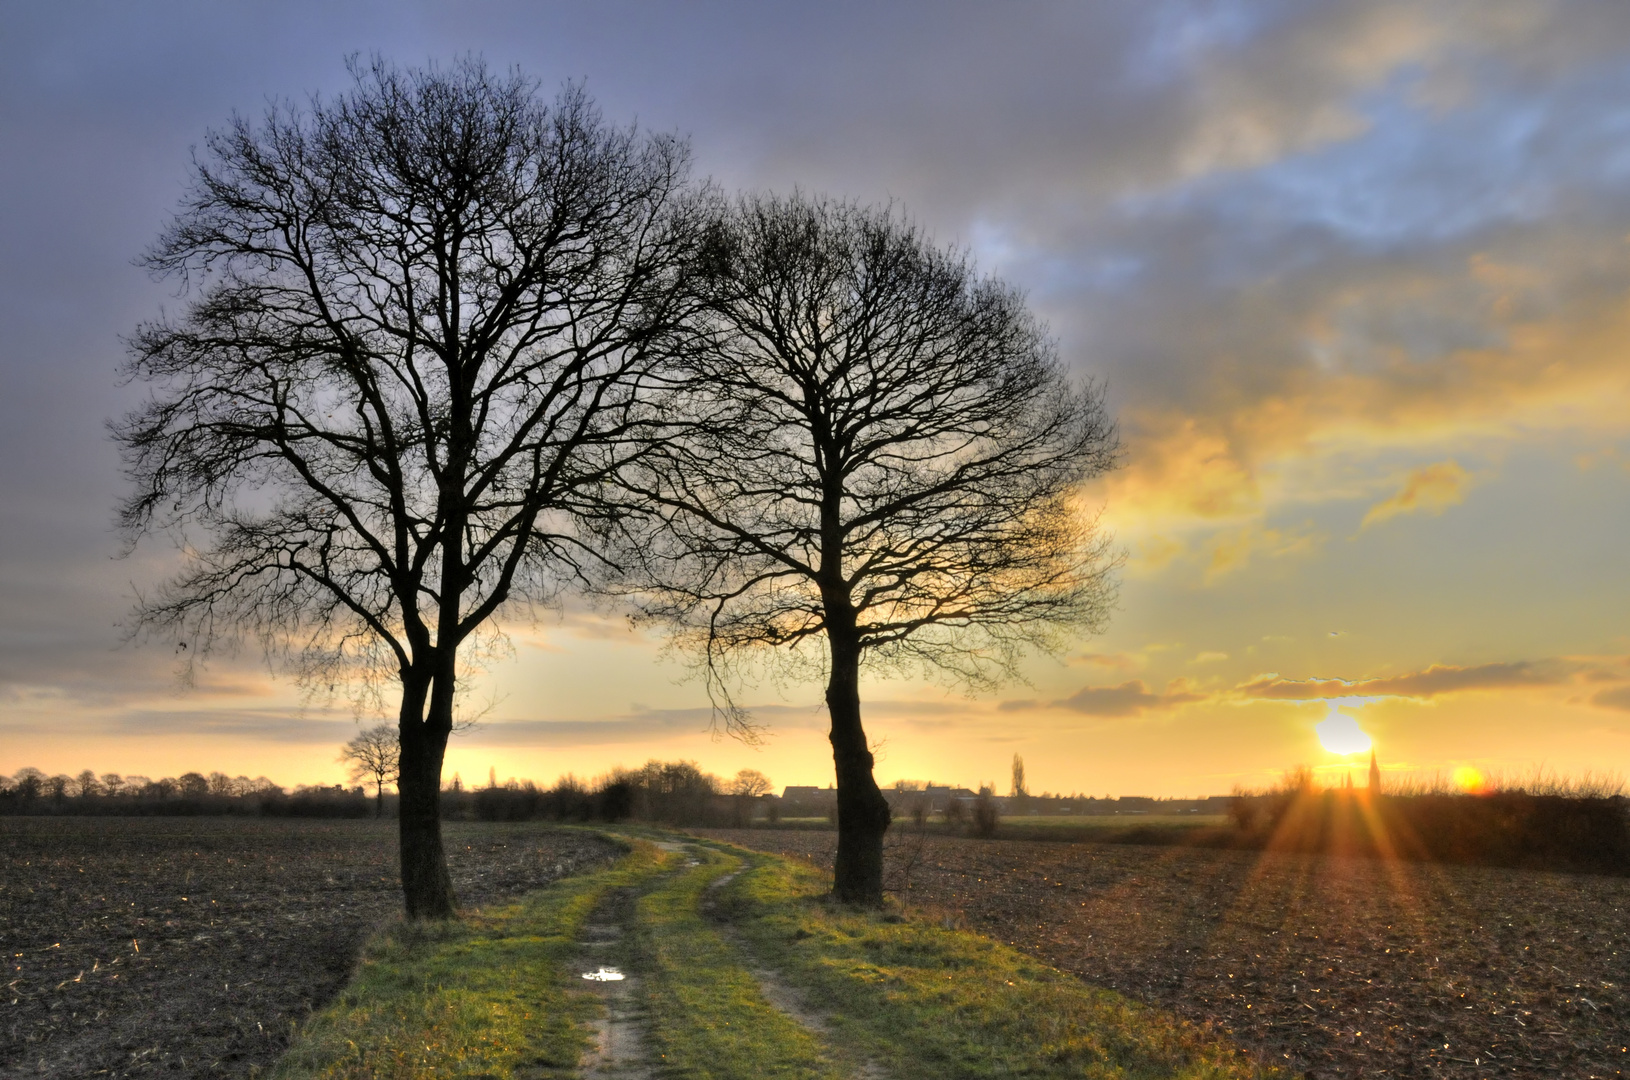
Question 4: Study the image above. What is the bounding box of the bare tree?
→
[727,767,773,826]
[619,194,1118,904]
[729,768,773,798]
[340,723,401,817]
[115,57,697,918]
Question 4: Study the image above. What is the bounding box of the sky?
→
[3,1,1629,797]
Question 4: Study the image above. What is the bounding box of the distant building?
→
[881,784,977,813]
[777,785,837,816]
[780,785,834,802]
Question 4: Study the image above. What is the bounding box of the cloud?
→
[1129,533,1185,574]
[1068,651,1144,672]
[1237,660,1557,701]
[1361,460,1473,528]
[1204,522,1325,582]
[1591,685,1630,712]
[458,702,834,748]
[2,706,357,744]
[7,1,1630,768]
[1003,678,1208,717]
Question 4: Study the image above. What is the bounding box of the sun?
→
[1315,706,1374,756]
[1453,766,1487,793]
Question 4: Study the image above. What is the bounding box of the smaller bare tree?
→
[728,767,773,826]
[730,768,773,798]
[341,724,401,818]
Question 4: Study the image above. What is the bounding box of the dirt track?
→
[698,827,1630,1080]
[1,817,617,1078]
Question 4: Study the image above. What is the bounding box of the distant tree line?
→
[0,760,774,827]
[1226,770,1630,875]
[443,761,774,828]
[0,767,370,817]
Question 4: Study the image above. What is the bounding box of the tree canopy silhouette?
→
[340,723,401,817]
[619,194,1119,903]
[115,57,697,917]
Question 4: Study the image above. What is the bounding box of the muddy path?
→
[572,884,656,1080]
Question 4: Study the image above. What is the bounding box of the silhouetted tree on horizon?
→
[614,194,1119,904]
[340,723,401,817]
[115,56,699,918]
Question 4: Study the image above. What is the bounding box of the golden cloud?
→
[1204,522,1325,583]
[1086,240,1630,566]
[1099,418,1261,526]
[1360,460,1472,528]
[1237,660,1555,701]
[1001,678,1208,717]
[1591,685,1630,712]
[1068,651,1144,673]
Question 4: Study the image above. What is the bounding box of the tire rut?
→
[701,867,892,1080]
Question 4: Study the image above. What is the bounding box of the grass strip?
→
[632,843,849,1079]
[707,841,1295,1080]
[270,836,665,1080]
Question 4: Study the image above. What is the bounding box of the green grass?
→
[704,840,1291,1080]
[633,844,849,1078]
[271,828,1289,1079]
[270,835,665,1079]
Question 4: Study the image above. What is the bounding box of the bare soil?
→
[698,827,1630,1080]
[1,817,618,1079]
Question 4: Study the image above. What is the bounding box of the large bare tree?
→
[621,195,1119,903]
[115,58,696,917]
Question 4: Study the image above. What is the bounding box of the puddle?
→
[582,967,626,981]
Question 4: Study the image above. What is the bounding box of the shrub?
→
[971,786,1000,838]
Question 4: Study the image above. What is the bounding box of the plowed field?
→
[1,817,617,1078]
[699,827,1630,1080]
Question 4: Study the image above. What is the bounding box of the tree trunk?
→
[375,777,385,818]
[826,630,891,905]
[397,671,457,919]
